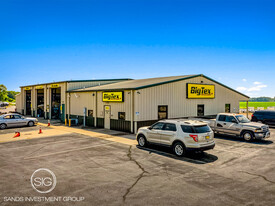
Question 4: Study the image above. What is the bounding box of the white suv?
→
[136,119,215,156]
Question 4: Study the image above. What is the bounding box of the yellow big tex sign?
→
[102,92,124,102]
[187,83,215,99]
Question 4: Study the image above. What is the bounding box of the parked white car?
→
[0,114,38,129]
[136,119,215,156]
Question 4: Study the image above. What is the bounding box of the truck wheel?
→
[243,131,254,141]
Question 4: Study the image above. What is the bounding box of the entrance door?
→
[26,90,31,115]
[37,89,44,117]
[104,105,111,129]
[197,104,204,116]
[51,88,61,119]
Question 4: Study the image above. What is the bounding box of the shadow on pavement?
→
[136,144,218,164]
[214,134,273,145]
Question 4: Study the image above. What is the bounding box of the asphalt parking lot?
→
[0,125,274,205]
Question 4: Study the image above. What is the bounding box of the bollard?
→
[65,118,67,126]
[48,119,50,126]
[69,119,71,127]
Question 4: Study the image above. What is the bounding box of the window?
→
[4,115,12,119]
[218,115,226,121]
[193,125,211,133]
[158,106,168,120]
[163,123,177,131]
[236,115,250,123]
[13,115,22,119]
[181,125,211,133]
[151,122,165,130]
[225,104,231,113]
[197,105,204,116]
[225,116,237,123]
[118,112,125,120]
[181,125,193,133]
[88,110,93,117]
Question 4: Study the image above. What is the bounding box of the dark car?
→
[251,110,275,125]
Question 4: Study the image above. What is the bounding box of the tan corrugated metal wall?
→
[134,76,248,121]
[96,90,132,121]
[15,93,22,113]
[69,92,95,116]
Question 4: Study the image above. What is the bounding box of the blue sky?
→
[0,0,274,97]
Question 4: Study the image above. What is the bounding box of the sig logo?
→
[31,168,57,193]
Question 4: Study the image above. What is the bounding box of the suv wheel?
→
[173,142,186,157]
[138,135,147,147]
[243,131,253,141]
[0,123,7,130]
[28,121,34,127]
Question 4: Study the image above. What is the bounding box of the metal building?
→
[16,79,131,122]
[67,74,249,133]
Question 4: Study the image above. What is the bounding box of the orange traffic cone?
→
[38,127,42,134]
[13,132,20,138]
[48,119,50,127]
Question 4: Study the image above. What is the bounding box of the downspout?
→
[246,100,249,118]
[131,90,134,133]
[94,92,97,127]
[68,93,71,119]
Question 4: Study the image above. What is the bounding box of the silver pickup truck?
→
[192,113,270,141]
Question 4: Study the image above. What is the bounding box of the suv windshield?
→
[181,125,211,133]
[236,115,250,123]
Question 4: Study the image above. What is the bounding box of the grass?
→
[240,102,275,109]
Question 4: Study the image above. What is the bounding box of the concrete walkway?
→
[0,116,137,145]
[0,127,71,143]
[37,122,137,145]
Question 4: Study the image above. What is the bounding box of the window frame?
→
[158,105,168,120]
[163,123,177,132]
[118,112,126,120]
[225,115,238,123]
[151,122,165,130]
[218,115,226,121]
[225,104,231,113]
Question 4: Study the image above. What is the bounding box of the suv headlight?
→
[255,128,262,132]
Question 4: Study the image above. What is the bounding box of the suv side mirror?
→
[231,119,238,124]
[148,126,152,130]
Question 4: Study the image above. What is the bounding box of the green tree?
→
[7,91,20,101]
[0,84,8,101]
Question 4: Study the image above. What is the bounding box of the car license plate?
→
[205,136,210,139]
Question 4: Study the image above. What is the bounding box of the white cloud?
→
[242,78,247,82]
[236,87,247,91]
[247,84,267,92]
[236,81,268,96]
